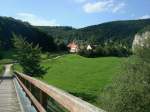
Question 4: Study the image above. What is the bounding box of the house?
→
[67,42,79,53]
[87,45,92,50]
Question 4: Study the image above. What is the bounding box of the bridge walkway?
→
[0,65,22,112]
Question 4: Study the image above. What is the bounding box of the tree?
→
[13,34,46,77]
[0,40,2,59]
[55,39,68,51]
[98,33,150,112]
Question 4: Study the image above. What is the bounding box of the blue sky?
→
[0,0,150,28]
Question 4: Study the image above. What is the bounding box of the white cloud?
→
[83,0,125,13]
[15,13,59,26]
[112,2,125,13]
[139,15,150,19]
[83,0,113,13]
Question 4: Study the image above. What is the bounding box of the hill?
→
[38,26,75,41]
[138,25,150,34]
[0,16,56,51]
[1,16,150,51]
[39,19,150,47]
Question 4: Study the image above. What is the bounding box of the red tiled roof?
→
[67,42,78,48]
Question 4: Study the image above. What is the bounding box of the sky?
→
[0,0,150,28]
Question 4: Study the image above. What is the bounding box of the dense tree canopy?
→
[0,16,56,51]
[39,19,150,48]
[78,42,132,58]
[1,16,150,53]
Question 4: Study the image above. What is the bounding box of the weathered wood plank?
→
[0,79,22,112]
[0,65,22,112]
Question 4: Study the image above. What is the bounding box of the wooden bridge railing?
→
[14,71,105,112]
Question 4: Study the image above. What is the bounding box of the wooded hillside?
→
[0,17,56,51]
[39,19,150,47]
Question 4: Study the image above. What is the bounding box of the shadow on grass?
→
[69,92,97,103]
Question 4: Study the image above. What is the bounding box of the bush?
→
[98,34,150,112]
[78,43,132,58]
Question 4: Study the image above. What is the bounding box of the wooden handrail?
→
[15,75,46,112]
[14,71,105,112]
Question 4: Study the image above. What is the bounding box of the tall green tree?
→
[98,33,150,112]
[0,40,2,59]
[13,34,46,77]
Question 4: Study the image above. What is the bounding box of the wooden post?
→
[39,90,48,110]
[14,71,104,112]
[24,79,27,86]
[15,75,46,112]
[29,82,32,92]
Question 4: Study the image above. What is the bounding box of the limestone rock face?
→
[132,31,150,51]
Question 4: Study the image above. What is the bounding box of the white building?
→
[87,45,92,51]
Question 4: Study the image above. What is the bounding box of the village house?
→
[86,45,92,51]
[67,41,79,53]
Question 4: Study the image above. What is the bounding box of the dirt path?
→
[3,64,13,77]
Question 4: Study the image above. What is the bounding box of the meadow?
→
[0,64,3,76]
[15,54,125,106]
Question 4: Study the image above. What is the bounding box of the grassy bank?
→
[0,63,4,76]
[14,54,125,106]
[0,50,16,76]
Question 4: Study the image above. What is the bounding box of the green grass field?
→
[41,55,125,105]
[14,54,125,106]
[0,65,3,76]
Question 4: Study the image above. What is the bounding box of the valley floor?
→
[0,65,3,76]
[14,54,125,107]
